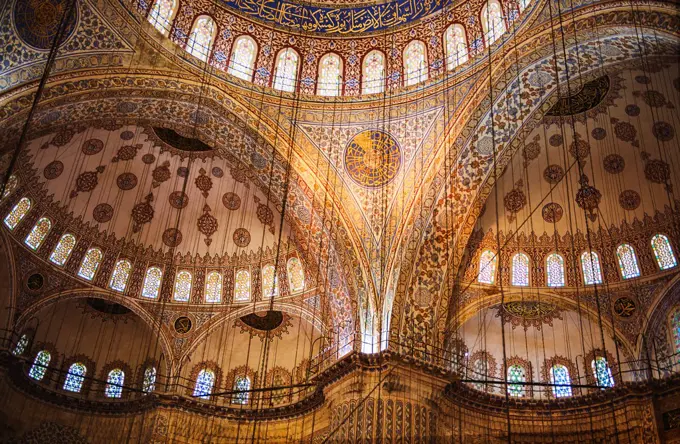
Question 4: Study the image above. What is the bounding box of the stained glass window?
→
[29,350,51,381]
[362,50,385,94]
[204,271,222,303]
[12,334,28,356]
[63,363,87,393]
[4,197,31,230]
[518,0,530,12]
[478,250,498,284]
[591,357,615,388]
[173,270,192,302]
[1,175,17,200]
[186,15,216,62]
[262,265,279,298]
[581,251,603,285]
[671,306,680,356]
[287,257,305,294]
[232,376,251,405]
[78,247,103,281]
[234,269,251,301]
[143,366,157,393]
[472,357,490,392]
[511,253,530,286]
[403,40,427,86]
[317,53,342,96]
[50,233,77,266]
[109,259,132,292]
[141,267,163,299]
[193,369,215,400]
[616,244,640,279]
[445,24,468,69]
[105,369,125,398]
[147,0,176,35]
[507,364,526,397]
[482,0,506,46]
[25,217,51,250]
[269,372,288,405]
[228,35,257,81]
[550,364,572,397]
[273,48,299,92]
[546,253,565,287]
[651,234,677,270]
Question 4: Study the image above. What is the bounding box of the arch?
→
[142,366,157,393]
[63,362,87,393]
[590,356,615,388]
[174,270,193,302]
[545,253,565,287]
[231,375,251,405]
[234,269,251,302]
[186,15,217,62]
[403,40,427,86]
[511,252,530,286]
[286,257,305,294]
[616,243,640,279]
[444,24,468,70]
[478,250,497,284]
[506,360,529,397]
[581,251,603,285]
[549,364,572,397]
[317,53,343,96]
[24,217,51,250]
[78,247,103,281]
[273,48,299,92]
[29,350,51,381]
[204,270,222,303]
[109,259,133,292]
[518,0,531,12]
[105,368,125,398]
[4,197,31,230]
[12,334,29,356]
[49,233,77,266]
[193,368,216,400]
[141,266,163,299]
[147,0,177,35]
[669,305,680,356]
[362,50,385,94]
[651,233,677,270]
[481,0,506,46]
[262,264,279,298]
[228,35,258,81]
[1,175,17,200]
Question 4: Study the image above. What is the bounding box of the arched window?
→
[141,267,163,299]
[78,247,103,281]
[29,350,51,381]
[63,363,87,393]
[546,253,565,287]
[12,334,28,356]
[109,259,132,292]
[591,357,615,388]
[581,251,603,285]
[481,0,506,46]
[232,376,251,405]
[204,271,222,303]
[550,364,572,397]
[228,35,257,81]
[143,367,157,393]
[273,48,299,92]
[1,175,17,200]
[262,265,279,298]
[511,253,530,286]
[186,15,216,62]
[670,306,680,356]
[4,197,31,230]
[234,269,251,301]
[478,250,498,284]
[362,50,385,94]
[616,243,640,279]
[105,369,125,398]
[317,53,343,96]
[403,40,427,86]
[287,257,305,294]
[174,270,193,302]
[651,234,677,270]
[193,369,215,400]
[50,233,76,266]
[25,217,51,250]
[507,364,527,397]
[444,24,468,70]
[471,355,493,392]
[518,0,531,12]
[147,0,177,35]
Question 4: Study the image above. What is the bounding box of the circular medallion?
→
[222,192,241,210]
[177,167,189,178]
[542,202,563,223]
[344,130,401,188]
[233,228,251,247]
[591,128,607,140]
[614,121,637,143]
[522,140,541,164]
[43,160,63,180]
[603,154,625,174]
[168,191,189,209]
[625,104,640,117]
[504,188,527,213]
[645,159,670,184]
[543,164,565,184]
[250,152,267,170]
[93,203,114,223]
[635,75,651,84]
[211,167,224,178]
[116,173,138,190]
[640,90,667,108]
[652,121,674,142]
[26,273,44,291]
[162,228,182,247]
[613,297,636,318]
[142,154,156,164]
[549,134,563,147]
[82,139,104,155]
[120,130,135,141]
[569,138,590,160]
[13,0,77,50]
[174,316,192,334]
[619,190,640,211]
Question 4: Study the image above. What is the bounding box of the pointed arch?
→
[63,363,87,393]
[105,369,125,398]
[147,0,177,35]
[186,15,217,62]
[228,35,258,81]
[362,50,385,94]
[273,47,299,92]
[317,53,343,96]
[403,40,427,86]
[193,369,216,399]
[25,217,51,250]
[78,247,103,281]
[29,350,51,381]
[481,0,506,46]
[444,24,468,69]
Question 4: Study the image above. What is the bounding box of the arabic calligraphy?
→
[219,0,454,34]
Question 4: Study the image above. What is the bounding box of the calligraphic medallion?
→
[344,130,401,188]
[13,0,77,50]
[613,297,636,318]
